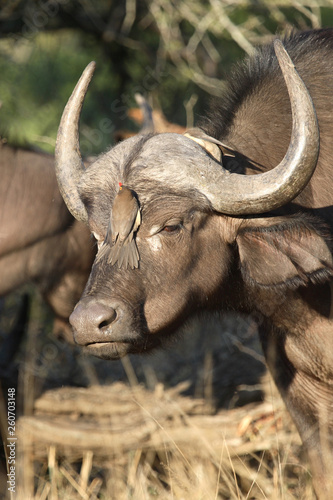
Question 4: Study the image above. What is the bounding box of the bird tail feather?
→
[109,239,139,269]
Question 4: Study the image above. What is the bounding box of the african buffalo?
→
[55,29,333,498]
[0,143,96,340]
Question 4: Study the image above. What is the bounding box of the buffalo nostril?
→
[99,309,117,331]
[69,300,118,342]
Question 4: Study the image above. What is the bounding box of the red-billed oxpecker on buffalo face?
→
[55,30,333,498]
[96,182,141,269]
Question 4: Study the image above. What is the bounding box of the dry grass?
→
[14,374,315,500]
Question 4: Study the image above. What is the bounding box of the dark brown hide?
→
[0,143,96,340]
[56,29,333,498]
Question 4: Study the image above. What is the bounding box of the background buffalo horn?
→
[55,61,96,223]
[197,39,319,215]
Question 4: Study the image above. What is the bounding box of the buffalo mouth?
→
[83,342,135,360]
[69,297,174,360]
[82,337,161,360]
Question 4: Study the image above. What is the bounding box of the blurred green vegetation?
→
[0,31,118,153]
[0,1,332,155]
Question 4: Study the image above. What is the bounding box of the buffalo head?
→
[54,40,322,360]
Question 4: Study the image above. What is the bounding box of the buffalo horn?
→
[55,61,96,223]
[193,39,319,214]
[55,40,319,220]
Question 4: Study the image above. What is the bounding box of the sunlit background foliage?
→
[0,0,332,154]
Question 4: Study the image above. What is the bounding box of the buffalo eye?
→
[161,224,182,234]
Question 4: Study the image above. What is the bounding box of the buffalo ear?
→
[236,216,333,290]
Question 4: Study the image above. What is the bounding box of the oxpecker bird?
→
[98,183,141,269]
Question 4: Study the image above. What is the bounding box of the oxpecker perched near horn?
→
[98,183,141,269]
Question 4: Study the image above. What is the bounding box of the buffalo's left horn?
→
[195,39,319,215]
[55,61,96,223]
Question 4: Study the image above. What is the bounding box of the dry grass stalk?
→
[16,376,316,499]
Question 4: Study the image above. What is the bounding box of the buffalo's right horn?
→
[186,39,319,215]
[55,61,96,223]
